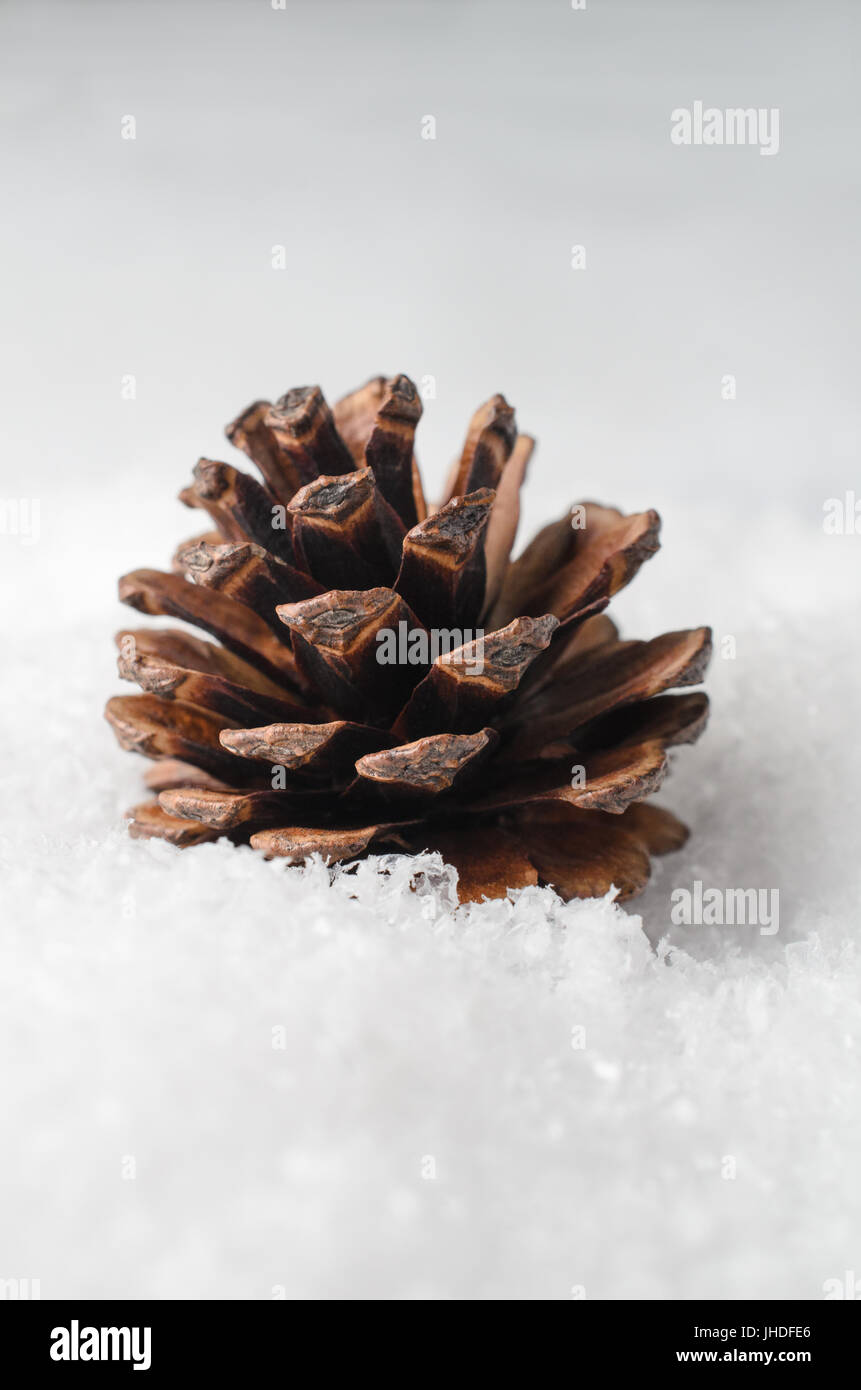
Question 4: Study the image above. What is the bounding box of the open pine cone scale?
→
[106,375,711,904]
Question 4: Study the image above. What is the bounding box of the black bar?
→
[0,1299,856,1374]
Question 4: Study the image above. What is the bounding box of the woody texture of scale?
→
[104,375,712,904]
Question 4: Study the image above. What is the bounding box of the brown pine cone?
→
[105,375,711,904]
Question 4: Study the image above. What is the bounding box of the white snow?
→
[1,509,859,1299]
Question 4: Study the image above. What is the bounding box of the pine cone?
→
[105,376,711,904]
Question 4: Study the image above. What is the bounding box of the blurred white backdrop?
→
[1,0,860,1300]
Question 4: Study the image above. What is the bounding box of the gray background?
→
[3,0,858,556]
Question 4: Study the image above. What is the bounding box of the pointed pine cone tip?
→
[602,507,662,596]
[105,691,233,759]
[479,393,516,438]
[576,505,662,604]
[191,457,232,499]
[172,531,223,571]
[441,614,559,684]
[463,740,670,818]
[663,625,712,685]
[225,397,267,426]
[176,539,255,584]
[332,376,389,460]
[464,393,515,443]
[117,570,148,608]
[117,649,183,695]
[144,760,229,793]
[276,587,399,644]
[249,821,411,863]
[378,372,422,420]
[157,787,284,831]
[126,800,220,847]
[406,488,495,553]
[389,614,562,743]
[266,385,328,438]
[220,720,342,764]
[157,787,228,823]
[224,399,269,446]
[289,468,373,516]
[567,741,670,814]
[444,394,518,500]
[354,728,497,795]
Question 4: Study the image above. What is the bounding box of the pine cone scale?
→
[504,626,713,759]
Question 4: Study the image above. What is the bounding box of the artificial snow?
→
[1,510,859,1300]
